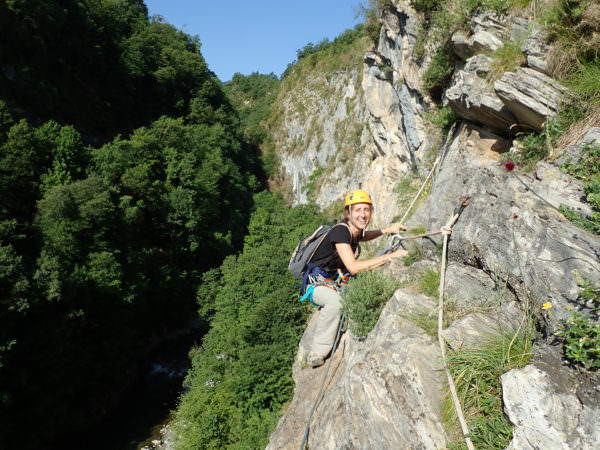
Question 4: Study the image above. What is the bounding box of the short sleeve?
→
[328,224,352,245]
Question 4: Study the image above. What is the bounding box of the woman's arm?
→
[336,243,408,275]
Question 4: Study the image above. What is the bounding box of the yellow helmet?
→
[344,189,373,207]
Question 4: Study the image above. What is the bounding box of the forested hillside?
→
[0,1,265,448]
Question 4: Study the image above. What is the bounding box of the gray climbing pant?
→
[310,285,342,358]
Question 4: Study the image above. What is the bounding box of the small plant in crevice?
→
[417,269,440,298]
[342,270,400,339]
[555,275,600,370]
[559,142,600,234]
[487,41,526,84]
[403,245,422,267]
[556,312,600,369]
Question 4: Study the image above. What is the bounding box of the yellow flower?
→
[542,302,552,310]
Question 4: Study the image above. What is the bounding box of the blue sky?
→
[144,0,364,82]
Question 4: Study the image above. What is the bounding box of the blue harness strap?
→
[299,285,317,306]
[299,263,333,307]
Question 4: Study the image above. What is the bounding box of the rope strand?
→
[438,213,475,450]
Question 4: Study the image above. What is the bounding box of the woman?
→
[307,189,409,368]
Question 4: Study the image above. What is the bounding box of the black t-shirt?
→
[311,221,359,275]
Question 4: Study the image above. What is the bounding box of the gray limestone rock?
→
[451,29,503,61]
[267,289,448,449]
[494,67,567,131]
[444,261,517,309]
[451,30,474,60]
[471,11,508,35]
[444,55,517,134]
[410,122,600,327]
[442,301,523,350]
[521,29,551,75]
[533,161,594,218]
[471,29,504,54]
[511,17,530,42]
[502,351,600,449]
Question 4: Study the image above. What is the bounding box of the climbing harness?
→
[300,313,346,450]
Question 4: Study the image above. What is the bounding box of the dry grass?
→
[556,107,600,149]
[547,42,580,79]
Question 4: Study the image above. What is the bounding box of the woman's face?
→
[348,202,372,230]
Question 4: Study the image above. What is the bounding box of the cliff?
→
[267,1,600,448]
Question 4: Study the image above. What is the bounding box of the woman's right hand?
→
[388,248,409,260]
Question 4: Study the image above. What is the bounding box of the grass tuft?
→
[444,332,532,449]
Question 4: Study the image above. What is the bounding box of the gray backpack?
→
[288,223,349,280]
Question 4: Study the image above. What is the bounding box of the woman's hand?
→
[387,248,409,260]
[383,223,409,235]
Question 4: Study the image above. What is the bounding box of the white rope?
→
[438,213,475,450]
[398,154,441,225]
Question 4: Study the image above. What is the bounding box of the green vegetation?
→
[0,1,219,140]
[559,142,600,233]
[358,0,394,45]
[0,2,264,448]
[444,332,532,449]
[172,193,326,448]
[392,174,427,223]
[342,271,400,339]
[556,275,600,369]
[544,0,600,77]
[303,166,327,198]
[423,45,455,99]
[410,0,530,97]
[488,41,526,84]
[507,0,600,173]
[424,106,457,135]
[404,245,423,267]
[281,25,369,80]
[557,312,600,368]
[417,269,440,297]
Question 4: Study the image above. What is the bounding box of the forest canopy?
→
[0,1,267,447]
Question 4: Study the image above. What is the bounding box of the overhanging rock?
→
[494,67,567,131]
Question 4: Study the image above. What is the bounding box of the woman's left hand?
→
[383,222,409,235]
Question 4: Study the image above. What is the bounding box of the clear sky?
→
[144,0,364,82]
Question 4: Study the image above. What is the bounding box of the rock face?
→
[267,290,447,450]
[267,2,600,449]
[274,0,438,225]
[444,54,517,134]
[502,347,600,449]
[446,14,566,134]
[410,122,600,326]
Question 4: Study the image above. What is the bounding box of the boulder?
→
[521,29,551,75]
[494,67,567,131]
[502,347,600,449]
[444,55,517,134]
[451,30,503,60]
